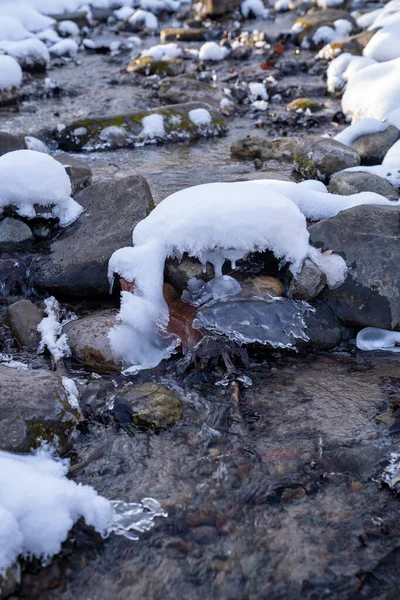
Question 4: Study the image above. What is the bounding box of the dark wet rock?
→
[52,11,90,27]
[29,217,57,240]
[0,563,20,599]
[7,299,44,350]
[0,88,21,108]
[299,300,343,350]
[294,136,360,181]
[63,310,120,372]
[328,171,399,200]
[127,57,185,77]
[0,365,79,453]
[165,255,214,293]
[158,77,224,107]
[0,131,26,156]
[54,154,93,194]
[287,98,322,112]
[231,135,299,161]
[55,102,227,152]
[201,0,241,16]
[287,258,327,301]
[309,205,400,329]
[113,383,182,431]
[0,257,30,297]
[0,217,33,244]
[33,176,152,296]
[160,28,207,43]
[350,125,399,165]
[293,9,357,47]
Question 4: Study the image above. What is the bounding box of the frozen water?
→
[193,297,313,348]
[356,327,400,352]
[182,275,242,307]
[108,498,167,541]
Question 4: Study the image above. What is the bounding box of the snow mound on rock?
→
[0,56,23,91]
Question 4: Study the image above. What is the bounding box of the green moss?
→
[287,98,322,112]
[293,152,318,180]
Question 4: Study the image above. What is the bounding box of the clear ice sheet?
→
[193,297,313,348]
[107,498,167,541]
[182,275,242,307]
[356,327,400,352]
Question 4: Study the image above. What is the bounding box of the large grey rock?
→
[54,154,93,195]
[351,125,399,165]
[33,176,152,296]
[328,171,399,200]
[294,137,360,181]
[0,217,33,243]
[309,205,400,329]
[0,366,79,452]
[158,77,224,107]
[7,299,44,350]
[63,310,120,371]
[287,258,327,301]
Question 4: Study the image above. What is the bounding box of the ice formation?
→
[0,150,83,226]
[37,297,72,361]
[0,56,23,91]
[0,447,167,575]
[356,328,400,352]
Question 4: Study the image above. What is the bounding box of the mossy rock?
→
[113,383,182,431]
[287,98,322,112]
[127,56,185,77]
[293,136,360,182]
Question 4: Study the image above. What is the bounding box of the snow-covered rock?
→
[199,41,229,61]
[49,38,79,57]
[0,17,33,42]
[0,38,50,71]
[0,56,23,91]
[141,42,182,60]
[128,9,158,31]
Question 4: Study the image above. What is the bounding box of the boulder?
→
[7,299,44,350]
[231,136,299,161]
[0,217,33,244]
[328,171,399,200]
[158,77,224,107]
[351,125,399,165]
[33,176,152,296]
[294,136,360,181]
[54,154,93,195]
[63,310,120,371]
[309,205,400,329]
[0,366,79,452]
[113,383,182,431]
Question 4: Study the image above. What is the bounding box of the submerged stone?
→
[113,383,182,431]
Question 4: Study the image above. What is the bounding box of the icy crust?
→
[356,327,400,353]
[0,150,83,227]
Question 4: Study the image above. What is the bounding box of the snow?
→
[37,297,71,361]
[356,9,381,29]
[0,3,55,33]
[317,0,344,7]
[0,447,113,575]
[37,28,62,45]
[114,6,135,20]
[312,19,353,46]
[128,9,159,31]
[140,114,165,139]
[0,17,32,42]
[274,0,290,12]
[327,53,376,92]
[0,38,50,70]
[141,42,182,60]
[139,0,180,12]
[49,39,79,57]
[241,0,269,18]
[344,139,400,187]
[334,118,389,146]
[363,13,400,62]
[0,56,23,91]
[58,20,80,37]
[356,327,400,352]
[248,81,268,101]
[0,150,83,227]
[24,135,49,153]
[199,42,229,61]
[188,108,212,126]
[61,376,80,410]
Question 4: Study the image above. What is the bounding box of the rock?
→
[287,258,327,301]
[293,136,360,181]
[165,255,214,292]
[201,0,242,16]
[231,136,299,162]
[158,77,224,107]
[309,205,400,329]
[327,30,376,56]
[127,57,185,77]
[350,125,399,165]
[0,366,79,452]
[0,88,21,108]
[328,171,399,200]
[0,131,25,156]
[55,102,227,152]
[7,299,44,350]
[293,9,357,47]
[160,28,207,43]
[54,155,93,194]
[113,383,182,431]
[0,218,33,244]
[287,98,322,112]
[52,11,90,27]
[0,563,20,599]
[241,276,284,298]
[63,310,120,371]
[298,301,343,350]
[33,176,152,296]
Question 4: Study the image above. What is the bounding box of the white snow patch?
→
[58,20,80,37]
[0,3,55,33]
[61,376,80,410]
[0,56,23,91]
[0,38,50,70]
[37,297,71,361]
[49,39,79,57]
[128,9,158,31]
[334,118,389,146]
[140,114,165,139]
[241,0,269,18]
[312,19,353,46]
[141,42,182,60]
[188,108,212,126]
[0,17,32,42]
[248,81,268,101]
[199,42,229,61]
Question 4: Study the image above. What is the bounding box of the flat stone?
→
[54,154,93,195]
[33,176,152,296]
[329,171,399,199]
[294,136,360,181]
[0,218,33,244]
[0,366,79,452]
[63,310,120,371]
[7,299,44,350]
